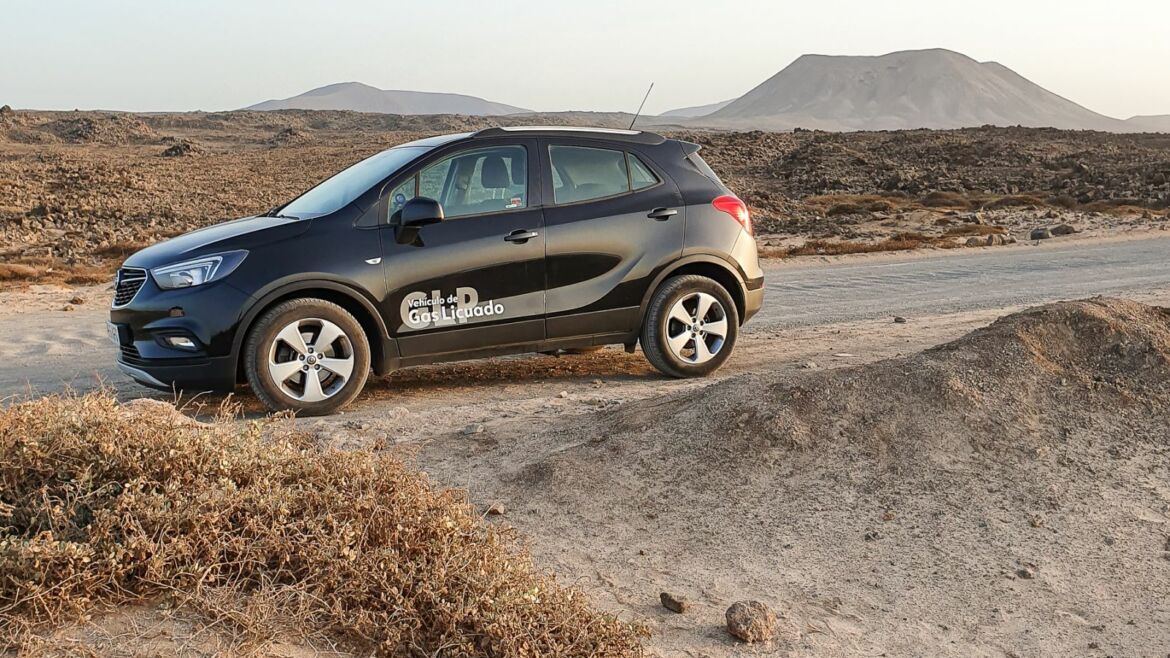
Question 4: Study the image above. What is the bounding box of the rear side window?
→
[549,145,629,204]
[629,153,659,190]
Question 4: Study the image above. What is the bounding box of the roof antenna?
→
[628,82,654,131]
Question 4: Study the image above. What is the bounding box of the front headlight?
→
[151,250,248,290]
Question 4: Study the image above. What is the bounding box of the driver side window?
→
[385,144,529,223]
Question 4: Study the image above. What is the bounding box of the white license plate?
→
[107,322,121,346]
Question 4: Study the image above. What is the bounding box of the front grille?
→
[119,343,147,366]
[112,268,147,306]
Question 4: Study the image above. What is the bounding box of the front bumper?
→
[115,354,238,392]
[109,274,247,392]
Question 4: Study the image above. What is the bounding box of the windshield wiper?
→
[262,207,300,220]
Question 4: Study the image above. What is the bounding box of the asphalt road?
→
[761,236,1170,327]
[3,236,1168,399]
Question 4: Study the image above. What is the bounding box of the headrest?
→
[481,155,510,189]
[510,155,526,185]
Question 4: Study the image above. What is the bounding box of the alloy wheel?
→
[267,318,355,402]
[665,292,728,364]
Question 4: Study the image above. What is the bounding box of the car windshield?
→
[277,146,429,219]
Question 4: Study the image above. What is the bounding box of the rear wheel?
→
[641,275,738,378]
[244,298,370,415]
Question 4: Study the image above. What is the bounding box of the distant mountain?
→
[692,49,1131,132]
[1124,115,1170,133]
[659,99,735,118]
[246,82,529,116]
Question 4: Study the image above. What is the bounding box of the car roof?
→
[472,126,667,145]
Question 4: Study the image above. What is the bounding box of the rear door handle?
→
[504,229,539,243]
[648,207,678,221]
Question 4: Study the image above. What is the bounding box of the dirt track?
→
[2,234,1169,405]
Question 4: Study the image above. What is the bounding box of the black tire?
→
[244,298,371,416]
[640,275,739,378]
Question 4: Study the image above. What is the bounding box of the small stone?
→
[660,592,689,613]
[1030,228,1053,240]
[61,304,74,312]
[1051,224,1078,236]
[726,600,776,643]
[802,361,819,370]
[558,391,569,398]
[864,530,882,541]
[833,353,857,358]
[1017,567,1036,579]
[893,316,907,324]
[485,502,505,516]
[69,295,85,305]
[461,423,484,435]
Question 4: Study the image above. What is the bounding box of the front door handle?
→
[504,229,539,243]
[648,207,678,221]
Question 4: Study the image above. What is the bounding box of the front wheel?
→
[244,298,371,415]
[640,275,739,378]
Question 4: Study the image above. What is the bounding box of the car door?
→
[378,139,546,358]
[539,139,685,340]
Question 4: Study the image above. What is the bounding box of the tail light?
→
[712,195,752,234]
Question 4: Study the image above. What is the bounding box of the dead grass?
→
[779,232,944,257]
[920,191,972,209]
[0,264,39,281]
[0,394,645,657]
[943,224,1008,237]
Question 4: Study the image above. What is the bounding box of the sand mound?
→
[424,298,1170,656]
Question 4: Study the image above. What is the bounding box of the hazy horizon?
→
[2,0,1168,119]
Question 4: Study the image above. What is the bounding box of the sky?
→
[2,0,1168,119]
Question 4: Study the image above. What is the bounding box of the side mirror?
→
[395,197,444,245]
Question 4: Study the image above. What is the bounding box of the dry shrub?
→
[0,394,645,656]
[805,194,907,210]
[93,241,151,259]
[983,194,1045,209]
[783,232,937,257]
[1046,194,1079,209]
[919,191,971,209]
[0,264,39,282]
[826,202,866,217]
[943,224,1007,237]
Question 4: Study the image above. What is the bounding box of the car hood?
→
[123,215,310,269]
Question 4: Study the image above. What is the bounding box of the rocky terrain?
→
[1,108,1168,283]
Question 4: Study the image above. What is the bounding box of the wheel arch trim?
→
[637,254,749,327]
[231,277,393,379]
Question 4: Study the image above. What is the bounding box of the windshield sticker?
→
[400,287,504,330]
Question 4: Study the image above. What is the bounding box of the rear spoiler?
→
[679,141,702,156]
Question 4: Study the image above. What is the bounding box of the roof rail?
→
[472,126,666,145]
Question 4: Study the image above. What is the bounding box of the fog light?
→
[166,336,197,350]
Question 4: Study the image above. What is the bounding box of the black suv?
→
[110,127,764,414]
